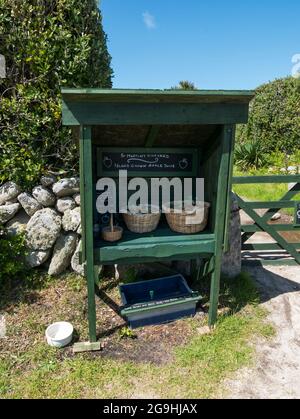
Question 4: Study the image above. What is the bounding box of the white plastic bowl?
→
[45,322,73,348]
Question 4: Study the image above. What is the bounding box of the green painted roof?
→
[61,88,254,104]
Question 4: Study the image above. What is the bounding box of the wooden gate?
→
[232,175,300,266]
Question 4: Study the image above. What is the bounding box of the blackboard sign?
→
[295,202,300,227]
[97,148,198,177]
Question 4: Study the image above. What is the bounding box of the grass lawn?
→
[233,167,299,201]
[0,270,274,399]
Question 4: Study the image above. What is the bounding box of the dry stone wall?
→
[0,177,84,276]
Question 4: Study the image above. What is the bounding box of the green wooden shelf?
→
[93,228,215,264]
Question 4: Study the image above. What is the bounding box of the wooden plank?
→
[242,224,298,232]
[97,229,215,246]
[96,239,216,264]
[209,125,233,327]
[246,201,296,209]
[61,88,254,104]
[237,196,300,264]
[233,175,300,184]
[145,126,160,147]
[243,243,300,251]
[82,126,97,343]
[97,253,214,266]
[79,126,86,263]
[224,125,236,252]
[62,102,251,126]
[73,342,101,353]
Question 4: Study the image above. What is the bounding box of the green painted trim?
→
[121,295,201,316]
[233,175,300,184]
[82,126,97,343]
[98,229,214,245]
[224,126,236,252]
[243,243,300,251]
[209,125,233,327]
[61,88,254,103]
[95,238,215,264]
[242,224,299,232]
[62,102,250,126]
[93,253,214,266]
[245,201,296,209]
[79,127,86,263]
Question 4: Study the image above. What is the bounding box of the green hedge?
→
[237,77,300,154]
[0,0,113,187]
[0,225,28,285]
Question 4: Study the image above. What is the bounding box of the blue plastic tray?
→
[119,274,201,328]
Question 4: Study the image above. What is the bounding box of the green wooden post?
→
[208,125,234,327]
[79,127,86,263]
[80,125,97,342]
[223,126,236,252]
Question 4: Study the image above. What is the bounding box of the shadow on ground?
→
[242,264,300,303]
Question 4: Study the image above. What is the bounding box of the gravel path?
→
[225,265,300,399]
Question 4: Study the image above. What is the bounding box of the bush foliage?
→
[234,140,267,170]
[0,0,113,187]
[0,225,28,284]
[237,77,300,155]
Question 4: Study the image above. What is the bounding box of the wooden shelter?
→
[61,88,253,348]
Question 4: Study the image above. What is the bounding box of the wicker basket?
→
[123,205,161,234]
[102,226,123,242]
[163,201,211,234]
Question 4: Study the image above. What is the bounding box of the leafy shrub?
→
[0,0,113,188]
[0,225,28,284]
[234,141,267,170]
[171,80,197,90]
[266,150,300,173]
[237,77,300,155]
